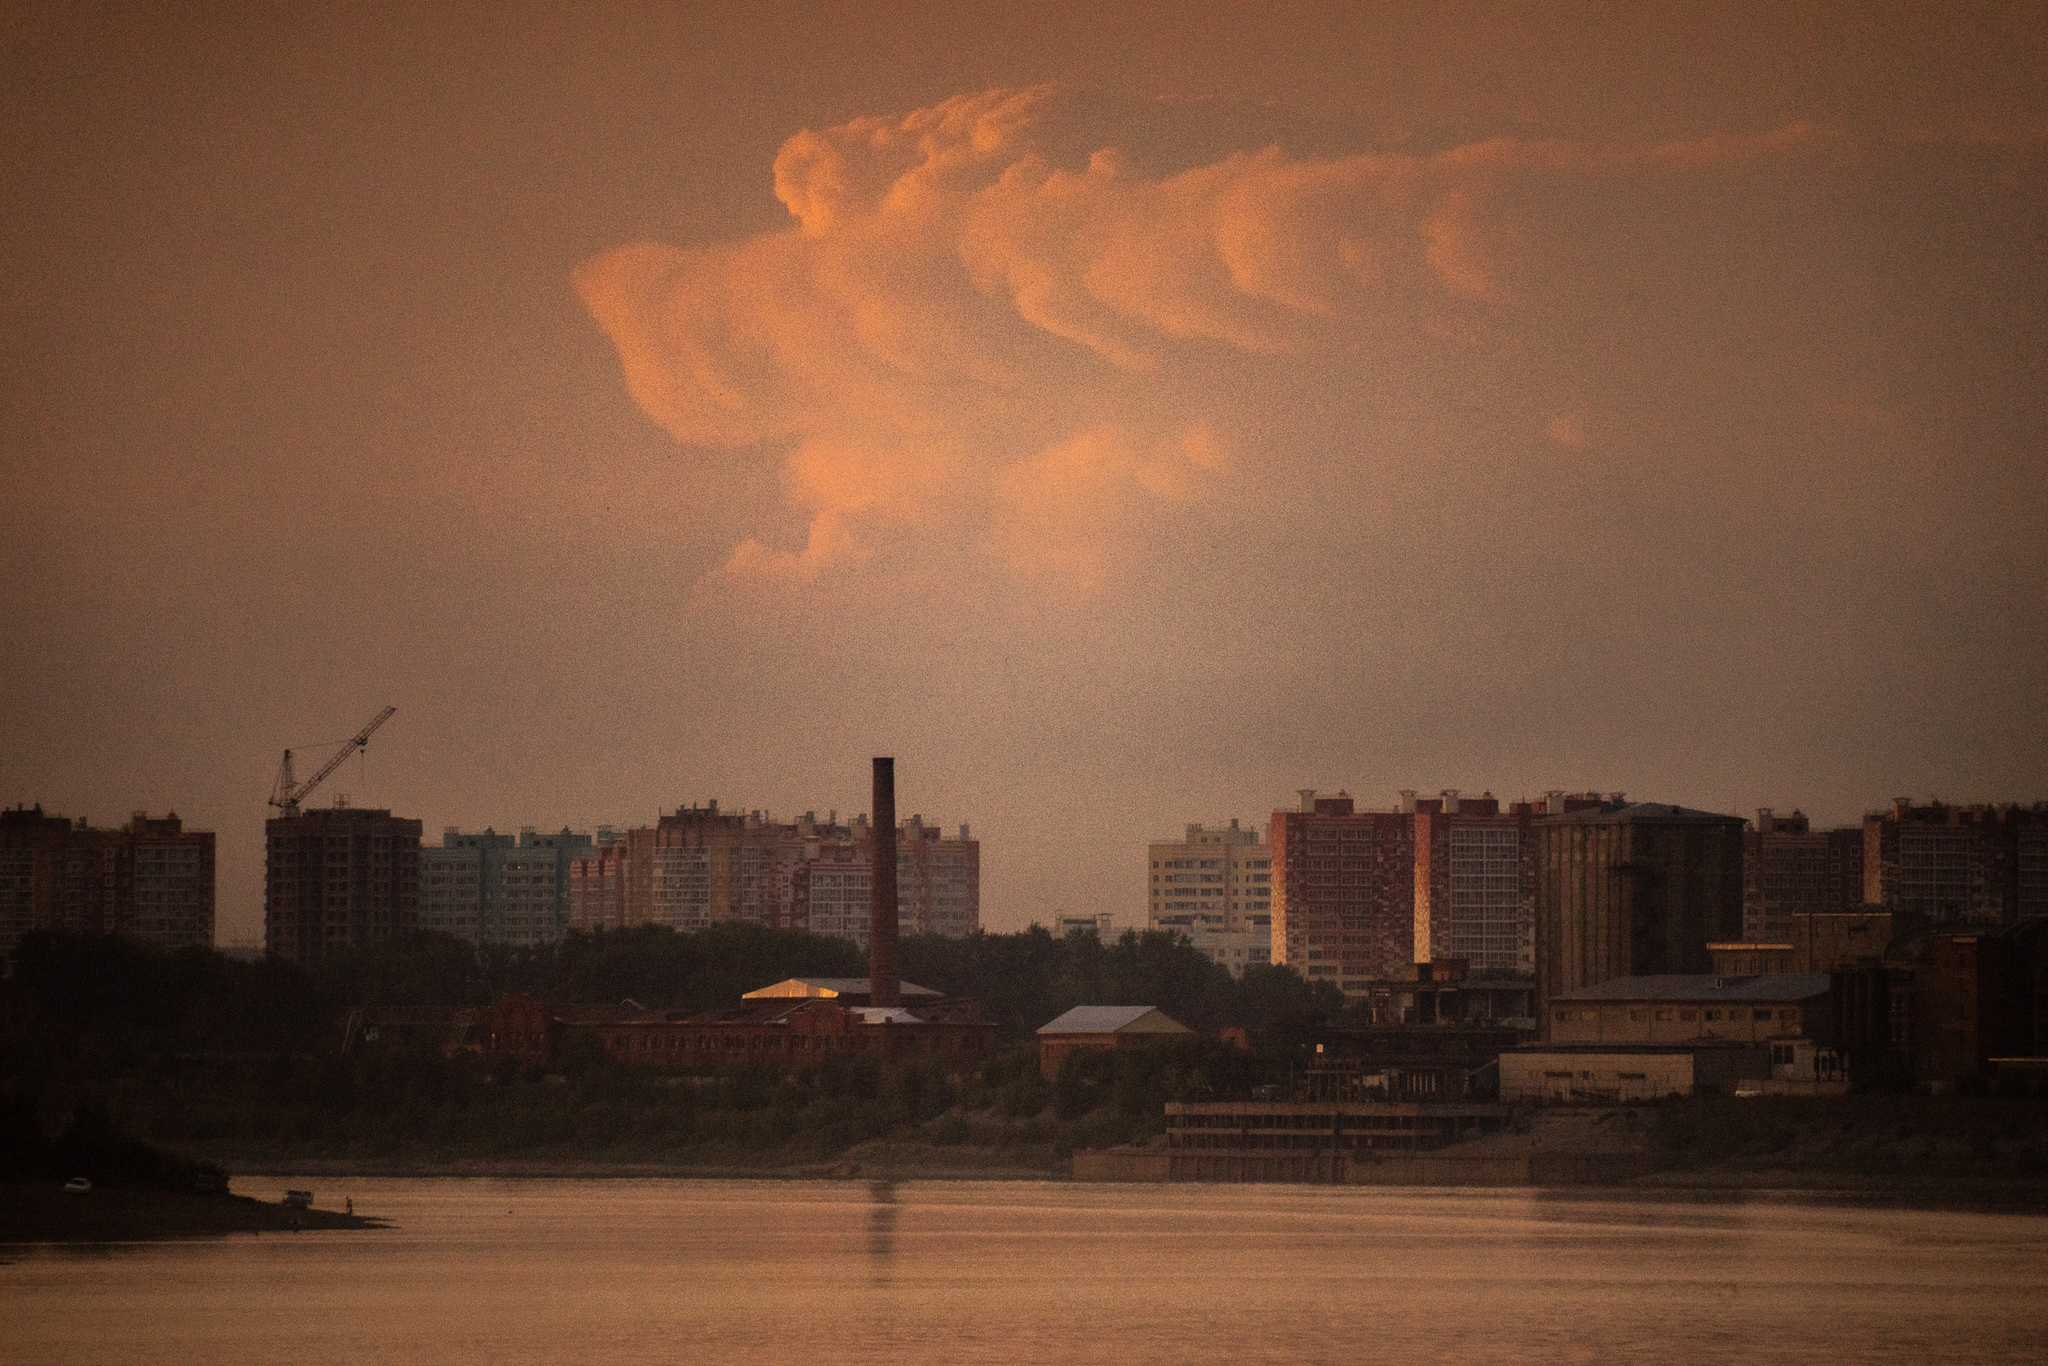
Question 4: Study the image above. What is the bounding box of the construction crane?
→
[269,706,397,815]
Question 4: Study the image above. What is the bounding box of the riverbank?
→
[188,1138,1063,1182]
[0,1183,385,1243]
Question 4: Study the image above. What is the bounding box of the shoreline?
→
[205,1157,2048,1208]
[1,1184,386,1244]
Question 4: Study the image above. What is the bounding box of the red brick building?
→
[1271,792,1417,993]
[1864,798,2048,929]
[1743,808,1865,943]
[488,977,997,1072]
[264,805,421,965]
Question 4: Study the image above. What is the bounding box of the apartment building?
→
[423,826,605,946]
[264,804,422,965]
[569,802,979,946]
[1743,808,1865,942]
[1270,792,1416,992]
[1410,790,1551,977]
[1147,820,1270,930]
[0,806,215,967]
[1863,798,2048,928]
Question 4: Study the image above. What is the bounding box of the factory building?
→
[264,804,421,965]
[1532,799,1746,1038]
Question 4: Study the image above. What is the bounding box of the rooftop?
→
[742,977,941,1000]
[1037,1005,1193,1036]
[1552,973,1833,1003]
[1537,801,1745,825]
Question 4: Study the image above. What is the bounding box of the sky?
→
[4,3,2045,947]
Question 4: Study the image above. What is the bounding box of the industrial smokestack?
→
[869,757,900,1008]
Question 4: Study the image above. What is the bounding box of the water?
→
[6,1178,2047,1364]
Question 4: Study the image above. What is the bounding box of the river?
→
[6,1178,2047,1364]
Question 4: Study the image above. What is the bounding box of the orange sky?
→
[4,3,2045,944]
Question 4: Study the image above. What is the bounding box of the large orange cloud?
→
[574,88,1826,590]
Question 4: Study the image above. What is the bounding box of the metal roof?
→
[742,977,941,999]
[1536,801,1746,825]
[1551,973,1833,1003]
[1036,1005,1193,1035]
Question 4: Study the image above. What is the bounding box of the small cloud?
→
[1546,414,1588,448]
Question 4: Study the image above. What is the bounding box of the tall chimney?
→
[869,757,900,1008]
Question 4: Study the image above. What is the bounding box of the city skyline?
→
[5,5,2043,950]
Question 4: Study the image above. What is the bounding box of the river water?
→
[6,1178,2047,1364]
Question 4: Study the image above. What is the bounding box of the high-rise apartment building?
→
[1863,798,2048,928]
[1532,799,1745,1037]
[1270,792,1416,992]
[1146,819,1270,934]
[421,826,604,946]
[1408,789,1555,976]
[569,802,979,946]
[0,806,215,967]
[264,805,422,965]
[1742,808,1865,942]
[1146,819,1273,979]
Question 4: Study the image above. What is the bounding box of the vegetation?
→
[0,926,1342,1172]
[1649,1093,2048,1181]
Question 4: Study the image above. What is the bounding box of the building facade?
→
[422,826,602,946]
[1532,800,1746,1037]
[1146,819,1271,943]
[0,806,215,967]
[1743,808,1865,942]
[264,805,422,965]
[1270,792,1416,992]
[1863,798,2048,928]
[567,802,979,946]
[1410,790,1550,976]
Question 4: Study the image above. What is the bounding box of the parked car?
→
[62,1177,91,1194]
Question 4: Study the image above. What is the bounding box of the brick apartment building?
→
[1864,798,2048,928]
[264,804,422,965]
[1743,808,1865,942]
[1270,791,1418,992]
[0,806,215,967]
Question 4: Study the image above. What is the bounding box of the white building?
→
[1147,819,1272,975]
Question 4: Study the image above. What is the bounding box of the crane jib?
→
[270,706,397,813]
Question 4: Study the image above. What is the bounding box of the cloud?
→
[575,89,1831,591]
[1546,414,1588,448]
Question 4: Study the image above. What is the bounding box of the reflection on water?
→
[6,1179,2047,1365]
[867,1180,897,1269]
